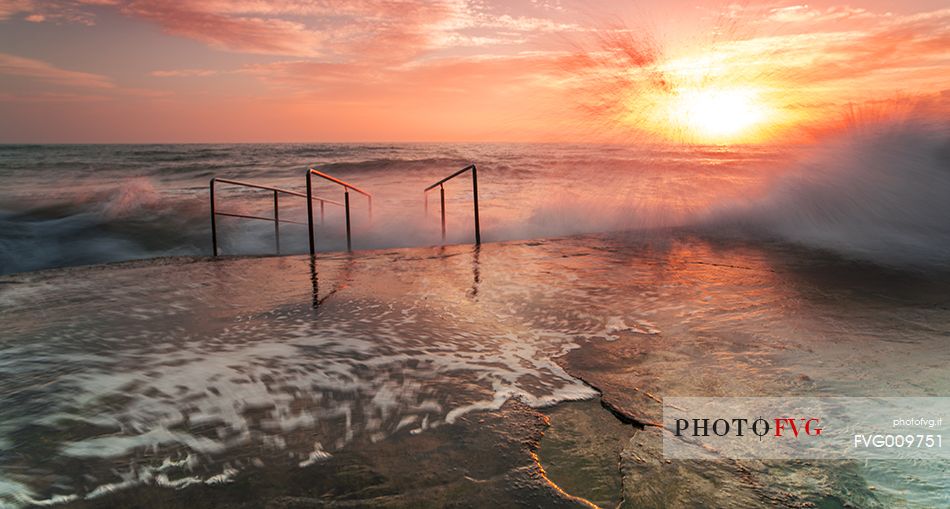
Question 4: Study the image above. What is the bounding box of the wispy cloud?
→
[765,4,876,24]
[122,1,327,57]
[0,52,114,88]
[240,50,567,95]
[150,68,220,78]
[0,0,118,25]
[547,5,950,140]
[0,0,36,20]
[682,8,950,88]
[6,0,580,60]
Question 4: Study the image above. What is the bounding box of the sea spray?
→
[709,117,950,267]
[0,178,208,274]
[1,131,947,275]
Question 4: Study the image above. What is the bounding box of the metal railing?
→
[306,167,373,253]
[424,164,480,245]
[209,177,341,256]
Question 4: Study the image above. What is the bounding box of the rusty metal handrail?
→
[424,164,480,245]
[210,177,341,256]
[306,167,373,253]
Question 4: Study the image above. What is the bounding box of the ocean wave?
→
[2,131,948,274]
[0,179,208,275]
[709,117,950,267]
[314,157,473,174]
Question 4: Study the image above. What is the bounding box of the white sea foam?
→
[298,442,332,467]
[0,259,606,506]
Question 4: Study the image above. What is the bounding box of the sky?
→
[0,0,947,143]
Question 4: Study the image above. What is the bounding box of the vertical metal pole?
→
[306,170,315,255]
[320,199,325,225]
[344,190,352,251]
[209,178,218,256]
[470,244,481,298]
[309,255,319,309]
[471,164,481,245]
[440,184,446,242]
[424,191,428,216]
[273,190,280,255]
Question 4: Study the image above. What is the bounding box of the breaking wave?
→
[710,117,950,267]
[1,125,948,275]
[0,179,207,274]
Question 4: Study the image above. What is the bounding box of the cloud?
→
[0,52,114,88]
[121,1,327,57]
[7,1,946,142]
[4,1,580,60]
[0,0,116,25]
[150,68,220,78]
[141,4,945,134]
[548,5,950,140]
[707,8,950,87]
[216,48,565,101]
[766,5,875,24]
[0,0,35,20]
[715,3,879,25]
[0,91,111,102]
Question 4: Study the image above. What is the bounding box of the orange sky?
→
[0,0,947,143]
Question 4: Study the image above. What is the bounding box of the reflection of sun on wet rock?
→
[604,316,661,340]
[556,334,667,426]
[622,427,769,508]
[620,426,876,508]
[539,399,636,508]
[555,323,886,508]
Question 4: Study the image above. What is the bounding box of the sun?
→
[667,87,769,143]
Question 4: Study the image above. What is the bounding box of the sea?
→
[2,118,946,275]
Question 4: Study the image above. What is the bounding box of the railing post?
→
[307,167,370,254]
[209,178,218,256]
[471,164,480,245]
[320,199,325,225]
[423,164,481,246]
[310,255,319,309]
[306,170,315,255]
[440,184,446,241]
[344,190,352,251]
[273,190,280,255]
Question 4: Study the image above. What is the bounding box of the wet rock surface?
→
[538,399,633,508]
[4,235,949,507]
[63,401,587,509]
